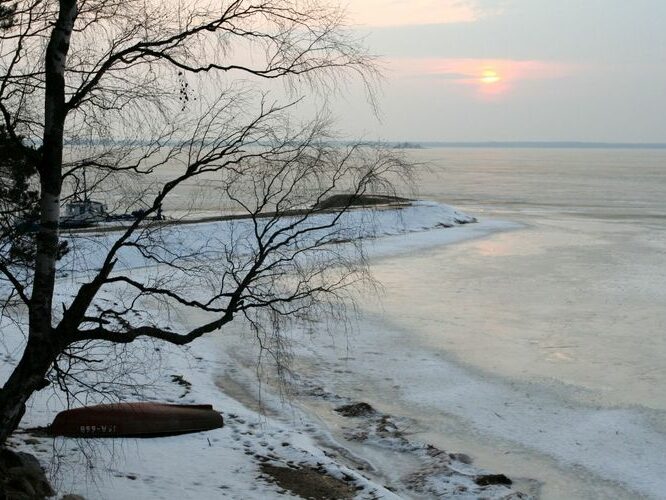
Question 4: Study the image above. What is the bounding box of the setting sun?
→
[480,69,501,84]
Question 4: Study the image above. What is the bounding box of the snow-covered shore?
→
[56,201,481,276]
[2,202,531,499]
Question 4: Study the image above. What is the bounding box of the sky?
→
[328,0,666,143]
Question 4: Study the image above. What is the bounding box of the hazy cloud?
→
[347,0,506,27]
[454,0,508,18]
[332,1,666,142]
[391,58,572,82]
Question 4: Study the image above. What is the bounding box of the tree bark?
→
[0,0,77,444]
[0,337,57,443]
[31,0,76,334]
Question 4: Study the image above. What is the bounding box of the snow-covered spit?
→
[57,201,482,276]
[1,202,529,499]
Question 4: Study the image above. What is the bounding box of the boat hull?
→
[49,403,224,438]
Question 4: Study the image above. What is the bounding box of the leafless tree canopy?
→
[0,0,408,443]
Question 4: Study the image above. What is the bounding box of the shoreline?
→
[4,201,534,499]
[208,215,663,500]
[303,219,663,500]
[8,199,661,498]
[62,195,414,235]
[192,217,540,498]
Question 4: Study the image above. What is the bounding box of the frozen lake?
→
[168,146,666,498]
[218,147,666,499]
[399,147,666,412]
[346,148,666,498]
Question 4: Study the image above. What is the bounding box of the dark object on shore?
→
[49,402,224,438]
[392,142,424,150]
[449,452,474,464]
[61,200,108,228]
[475,474,512,486]
[260,463,356,500]
[334,402,377,418]
[314,194,410,210]
[0,448,54,499]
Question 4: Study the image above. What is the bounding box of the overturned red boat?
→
[49,402,224,438]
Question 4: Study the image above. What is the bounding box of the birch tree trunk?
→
[0,0,76,444]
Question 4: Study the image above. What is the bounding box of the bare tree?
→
[0,0,407,443]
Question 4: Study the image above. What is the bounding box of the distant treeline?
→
[56,139,666,150]
[414,141,666,150]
